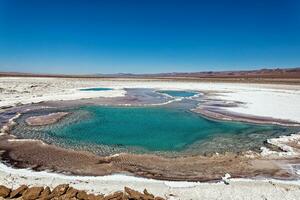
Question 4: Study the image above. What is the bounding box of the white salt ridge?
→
[7,138,47,145]
[261,133,300,158]
[0,112,21,135]
[0,161,200,187]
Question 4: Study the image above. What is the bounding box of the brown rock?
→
[10,185,28,198]
[49,198,77,200]
[0,185,11,198]
[77,191,89,200]
[87,193,103,200]
[94,194,105,200]
[76,191,104,200]
[67,187,78,195]
[154,197,165,200]
[22,187,44,200]
[122,193,129,200]
[103,191,123,200]
[143,189,154,198]
[124,187,154,200]
[39,186,51,199]
[60,187,78,199]
[50,184,69,198]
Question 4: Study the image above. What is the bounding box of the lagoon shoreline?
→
[1,77,300,199]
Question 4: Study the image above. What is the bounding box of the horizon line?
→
[1,66,300,76]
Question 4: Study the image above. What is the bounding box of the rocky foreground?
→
[0,184,165,200]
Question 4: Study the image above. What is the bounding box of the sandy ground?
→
[1,162,300,200]
[1,77,300,199]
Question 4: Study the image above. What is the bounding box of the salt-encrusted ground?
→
[1,162,300,200]
[1,77,300,199]
[1,77,300,122]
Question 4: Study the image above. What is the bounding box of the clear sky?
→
[0,0,299,74]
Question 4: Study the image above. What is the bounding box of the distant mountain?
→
[93,67,300,79]
[1,67,300,79]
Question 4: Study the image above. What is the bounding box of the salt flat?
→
[1,162,300,200]
[1,77,300,122]
[1,77,300,200]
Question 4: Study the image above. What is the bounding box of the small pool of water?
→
[80,87,113,91]
[158,90,198,97]
[12,104,294,155]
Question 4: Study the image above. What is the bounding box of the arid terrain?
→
[0,73,300,200]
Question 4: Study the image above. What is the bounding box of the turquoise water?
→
[13,105,290,154]
[80,87,112,91]
[158,90,198,97]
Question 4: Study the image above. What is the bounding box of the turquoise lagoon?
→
[158,90,198,97]
[80,87,112,91]
[12,104,294,155]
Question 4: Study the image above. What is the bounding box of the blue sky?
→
[0,0,299,74]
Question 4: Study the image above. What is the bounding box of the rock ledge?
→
[0,184,165,200]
